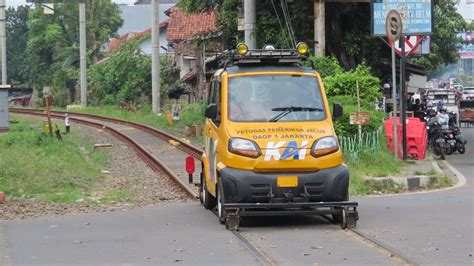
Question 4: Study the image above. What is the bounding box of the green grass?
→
[428,175,454,189]
[414,169,438,176]
[347,147,408,195]
[59,103,206,145]
[102,189,132,203]
[0,116,109,203]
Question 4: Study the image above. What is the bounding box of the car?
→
[462,87,474,101]
[199,43,358,230]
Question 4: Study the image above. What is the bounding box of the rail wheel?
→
[217,180,226,224]
[340,208,347,229]
[201,174,216,209]
[331,207,342,223]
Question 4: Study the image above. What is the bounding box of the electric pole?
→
[151,0,160,113]
[244,0,256,49]
[0,0,6,85]
[79,0,87,107]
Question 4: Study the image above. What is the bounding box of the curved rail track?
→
[10,108,417,266]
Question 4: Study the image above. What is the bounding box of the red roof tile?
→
[166,8,218,42]
[106,22,167,52]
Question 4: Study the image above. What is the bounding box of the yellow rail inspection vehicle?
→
[199,43,358,230]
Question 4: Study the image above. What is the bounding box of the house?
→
[106,4,176,55]
[165,7,219,80]
[134,0,178,5]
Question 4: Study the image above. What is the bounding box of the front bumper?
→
[220,165,350,204]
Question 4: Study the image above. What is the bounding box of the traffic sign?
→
[385,10,403,42]
[372,0,433,36]
[389,36,423,56]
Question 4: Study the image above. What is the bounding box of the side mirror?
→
[205,103,218,120]
[332,103,343,120]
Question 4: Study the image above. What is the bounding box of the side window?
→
[208,79,221,127]
[215,81,221,120]
[208,81,215,105]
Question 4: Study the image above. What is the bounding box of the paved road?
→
[354,127,473,265]
[1,129,472,265]
[1,204,259,265]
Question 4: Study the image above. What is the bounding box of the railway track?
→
[10,108,417,266]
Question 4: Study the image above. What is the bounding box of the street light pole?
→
[79,0,87,107]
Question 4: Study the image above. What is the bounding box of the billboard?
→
[458,32,474,59]
[372,0,433,36]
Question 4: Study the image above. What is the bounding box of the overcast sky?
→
[5,0,474,21]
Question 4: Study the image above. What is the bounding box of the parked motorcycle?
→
[426,116,446,160]
[447,112,467,154]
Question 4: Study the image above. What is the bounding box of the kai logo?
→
[264,141,308,161]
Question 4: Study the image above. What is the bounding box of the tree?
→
[178,0,466,75]
[6,6,30,85]
[25,1,122,104]
[88,38,151,106]
[412,0,467,71]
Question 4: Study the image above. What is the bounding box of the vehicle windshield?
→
[464,89,474,94]
[228,74,326,122]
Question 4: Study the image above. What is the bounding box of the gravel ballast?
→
[0,121,191,220]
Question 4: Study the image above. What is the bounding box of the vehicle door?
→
[204,77,222,191]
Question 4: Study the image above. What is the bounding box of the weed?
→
[102,189,132,203]
[428,176,453,189]
[0,116,109,203]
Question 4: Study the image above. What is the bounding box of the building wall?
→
[139,30,169,55]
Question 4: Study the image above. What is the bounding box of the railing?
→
[338,128,383,161]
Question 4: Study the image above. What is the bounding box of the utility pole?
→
[79,0,87,107]
[244,0,256,49]
[0,0,8,132]
[0,0,6,85]
[151,0,160,113]
[313,0,325,56]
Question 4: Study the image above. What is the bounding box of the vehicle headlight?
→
[311,136,339,158]
[228,138,261,158]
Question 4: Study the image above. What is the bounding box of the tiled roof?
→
[166,8,218,42]
[107,22,167,52]
[134,0,178,4]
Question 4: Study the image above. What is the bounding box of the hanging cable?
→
[271,0,291,48]
[282,0,297,49]
[280,0,296,48]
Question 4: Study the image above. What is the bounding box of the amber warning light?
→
[185,156,195,184]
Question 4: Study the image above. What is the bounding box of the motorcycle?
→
[443,130,457,155]
[447,112,467,154]
[426,116,446,160]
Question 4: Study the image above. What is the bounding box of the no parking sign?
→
[389,35,424,56]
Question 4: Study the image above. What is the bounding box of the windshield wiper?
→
[269,106,323,122]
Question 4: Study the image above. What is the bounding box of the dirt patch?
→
[1,122,191,220]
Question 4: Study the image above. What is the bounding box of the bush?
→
[323,64,381,103]
[329,95,387,137]
[303,56,343,79]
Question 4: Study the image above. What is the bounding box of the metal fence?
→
[338,128,383,161]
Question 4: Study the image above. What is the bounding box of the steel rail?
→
[320,215,418,266]
[10,108,204,158]
[12,109,276,266]
[12,109,417,265]
[11,110,197,199]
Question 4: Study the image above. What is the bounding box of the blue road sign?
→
[372,0,433,36]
